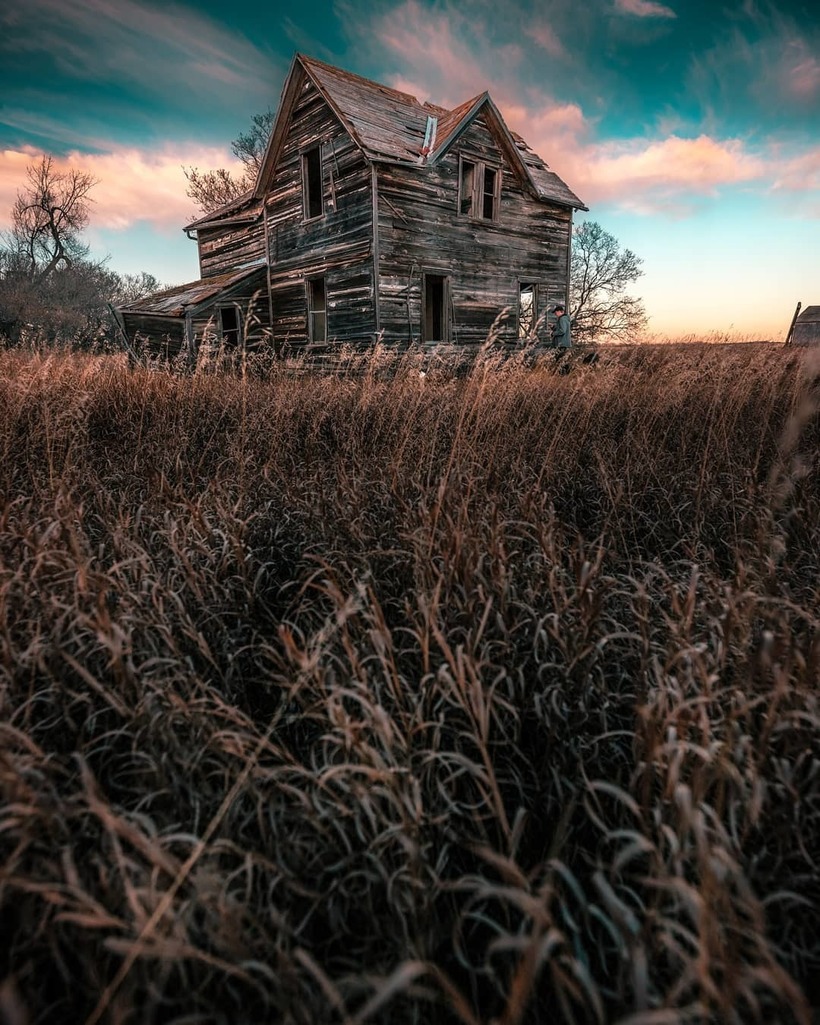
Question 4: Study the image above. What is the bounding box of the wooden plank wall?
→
[198,221,266,280]
[189,271,271,349]
[265,78,377,346]
[122,314,185,358]
[377,115,572,347]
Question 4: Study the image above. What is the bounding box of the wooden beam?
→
[784,301,801,346]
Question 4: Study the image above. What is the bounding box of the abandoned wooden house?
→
[119,53,587,356]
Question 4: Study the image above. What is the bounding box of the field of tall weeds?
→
[1,342,818,1025]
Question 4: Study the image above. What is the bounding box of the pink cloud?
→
[0,144,245,234]
[527,24,568,60]
[578,135,766,205]
[614,0,676,17]
[369,0,522,108]
[770,147,820,215]
[785,53,820,101]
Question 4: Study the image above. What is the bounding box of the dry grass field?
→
[1,342,818,1025]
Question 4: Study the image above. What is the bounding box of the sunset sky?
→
[1,0,818,339]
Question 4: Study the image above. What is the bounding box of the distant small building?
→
[119,52,586,358]
[791,306,820,346]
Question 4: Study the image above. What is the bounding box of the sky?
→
[1,0,818,339]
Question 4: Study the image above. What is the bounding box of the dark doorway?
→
[219,305,241,347]
[423,274,449,343]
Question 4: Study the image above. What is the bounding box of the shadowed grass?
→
[0,342,818,1024]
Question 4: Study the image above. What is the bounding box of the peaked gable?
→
[253,53,585,210]
[428,93,586,210]
[428,93,537,193]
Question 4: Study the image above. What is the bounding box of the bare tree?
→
[0,156,166,347]
[184,109,275,215]
[110,271,163,307]
[570,220,647,343]
[9,155,98,279]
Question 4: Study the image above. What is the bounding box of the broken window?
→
[482,166,498,220]
[308,276,327,343]
[423,274,449,344]
[459,159,475,215]
[518,283,538,338]
[302,145,323,220]
[219,305,241,348]
[458,157,500,221]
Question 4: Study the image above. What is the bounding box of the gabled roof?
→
[254,53,586,210]
[796,305,820,321]
[431,94,485,154]
[119,266,265,317]
[300,54,441,163]
[511,133,587,210]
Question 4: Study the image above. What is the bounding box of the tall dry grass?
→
[0,342,818,1024]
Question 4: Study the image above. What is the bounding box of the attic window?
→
[458,156,500,222]
[459,160,475,215]
[302,145,323,220]
[482,167,498,220]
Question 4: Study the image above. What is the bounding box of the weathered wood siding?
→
[265,74,377,345]
[190,269,271,349]
[377,115,572,347]
[197,219,266,280]
[122,314,185,358]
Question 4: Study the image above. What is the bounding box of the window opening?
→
[459,160,475,216]
[308,277,327,342]
[219,305,241,347]
[482,166,498,220]
[302,145,323,220]
[518,283,537,338]
[423,274,448,343]
[458,158,500,221]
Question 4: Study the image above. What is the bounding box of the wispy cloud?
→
[363,0,510,107]
[0,143,244,234]
[0,0,280,126]
[614,0,676,18]
[781,44,820,103]
[349,0,820,217]
[526,24,568,60]
[687,2,820,127]
[769,146,820,217]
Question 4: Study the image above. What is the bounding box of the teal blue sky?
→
[1,0,818,336]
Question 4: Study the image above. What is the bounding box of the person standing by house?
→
[549,304,572,349]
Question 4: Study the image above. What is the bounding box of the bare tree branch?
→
[0,155,168,347]
[9,155,97,280]
[570,221,648,342]
[184,109,275,215]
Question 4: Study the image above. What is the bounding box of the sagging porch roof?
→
[119,265,265,318]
